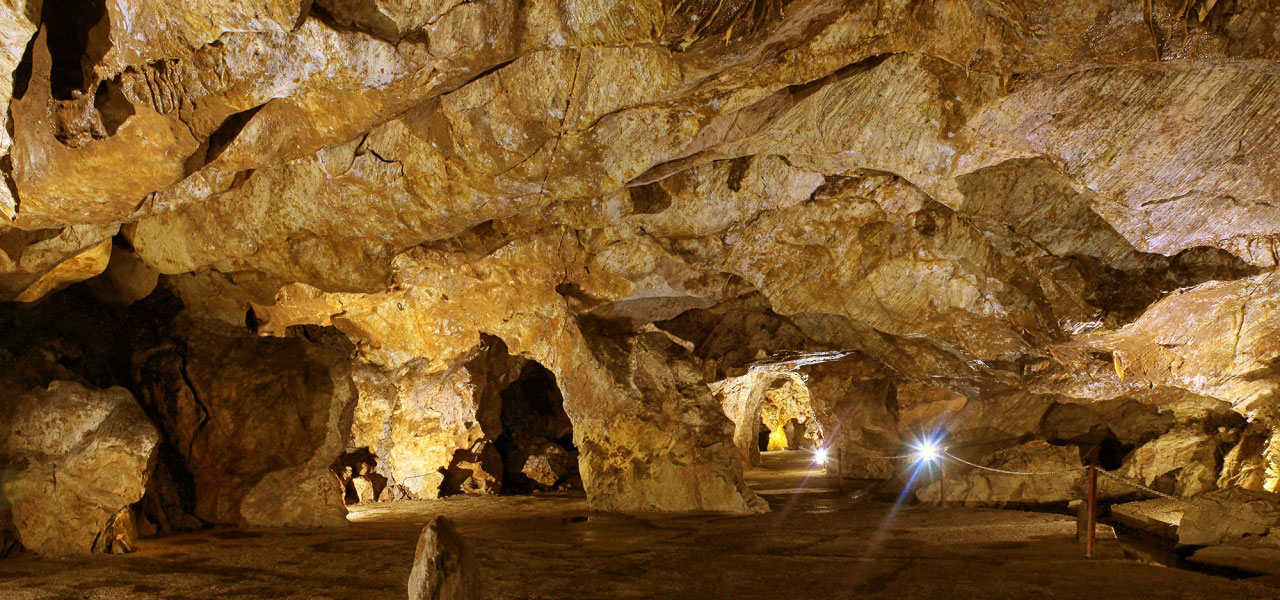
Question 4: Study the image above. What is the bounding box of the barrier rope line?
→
[942,451,1087,476]
[1096,469,1278,530]
[859,453,917,460]
[846,448,1277,537]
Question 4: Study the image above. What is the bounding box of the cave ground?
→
[3,452,1278,599]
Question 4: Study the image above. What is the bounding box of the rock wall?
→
[800,360,899,480]
[174,323,356,527]
[570,332,765,513]
[3,0,1280,529]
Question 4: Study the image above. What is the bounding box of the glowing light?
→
[814,448,828,464]
[916,440,940,462]
[768,428,788,451]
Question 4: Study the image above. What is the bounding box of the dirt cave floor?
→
[4,452,1280,599]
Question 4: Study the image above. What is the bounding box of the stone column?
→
[555,331,767,513]
[801,361,899,480]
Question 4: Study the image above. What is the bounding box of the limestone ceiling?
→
[2,0,1280,416]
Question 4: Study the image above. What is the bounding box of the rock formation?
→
[408,516,483,600]
[1,0,1280,554]
[0,381,159,555]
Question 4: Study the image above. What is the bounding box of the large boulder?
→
[132,322,357,527]
[408,516,482,600]
[1102,425,1234,499]
[566,332,767,513]
[1177,487,1280,547]
[519,441,576,488]
[0,381,159,555]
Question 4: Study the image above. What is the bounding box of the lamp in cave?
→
[813,448,828,464]
[915,440,941,462]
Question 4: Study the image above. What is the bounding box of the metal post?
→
[1086,464,1098,558]
[939,457,947,507]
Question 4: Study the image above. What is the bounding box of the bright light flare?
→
[813,448,829,464]
[915,440,940,462]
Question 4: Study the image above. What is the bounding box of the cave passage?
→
[442,360,582,496]
[7,2,1280,598]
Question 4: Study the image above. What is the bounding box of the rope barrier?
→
[1097,469,1278,530]
[858,453,917,460]
[840,447,1278,554]
[942,451,1088,476]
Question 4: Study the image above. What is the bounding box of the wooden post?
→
[939,457,947,506]
[1086,464,1098,558]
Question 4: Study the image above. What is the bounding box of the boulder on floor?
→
[352,476,376,503]
[1176,487,1280,547]
[148,323,358,527]
[442,443,504,496]
[1102,425,1232,499]
[917,441,1083,507]
[240,464,349,528]
[409,516,482,600]
[0,381,159,555]
[520,440,576,488]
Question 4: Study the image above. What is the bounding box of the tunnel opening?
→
[40,0,110,101]
[756,375,821,453]
[433,342,581,498]
[491,361,581,494]
[714,369,825,471]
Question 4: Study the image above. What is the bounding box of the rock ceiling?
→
[4,0,1280,530]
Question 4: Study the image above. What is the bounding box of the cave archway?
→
[433,343,581,497]
[713,369,825,469]
[487,361,581,494]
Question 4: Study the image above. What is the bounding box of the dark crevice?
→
[40,0,110,101]
[440,57,517,98]
[10,31,36,101]
[176,353,209,461]
[629,181,672,215]
[783,53,892,103]
[724,155,752,192]
[201,104,265,167]
[494,361,579,495]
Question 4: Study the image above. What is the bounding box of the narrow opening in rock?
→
[40,0,109,100]
[492,362,580,494]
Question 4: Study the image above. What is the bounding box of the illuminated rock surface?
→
[408,516,482,600]
[0,381,158,555]
[0,0,1279,586]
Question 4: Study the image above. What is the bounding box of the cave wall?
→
[2,0,1280,551]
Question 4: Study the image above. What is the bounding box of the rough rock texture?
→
[573,333,765,513]
[175,324,356,527]
[917,441,1084,507]
[3,0,1280,520]
[349,347,518,499]
[409,516,482,600]
[1177,487,1280,546]
[800,360,898,480]
[0,381,159,555]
